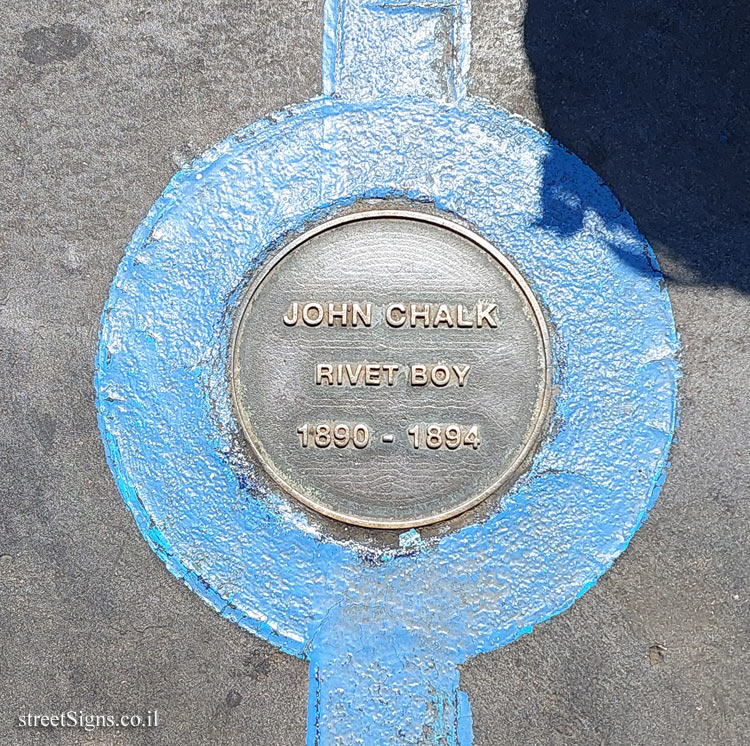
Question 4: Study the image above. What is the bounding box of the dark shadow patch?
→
[20,23,90,65]
[524,0,750,292]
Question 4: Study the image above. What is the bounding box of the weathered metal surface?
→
[232,211,550,528]
[94,0,679,743]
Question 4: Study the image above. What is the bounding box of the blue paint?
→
[456,690,473,746]
[399,528,423,550]
[95,1,679,743]
[323,0,471,101]
[307,614,468,745]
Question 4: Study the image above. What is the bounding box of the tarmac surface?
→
[1,1,749,744]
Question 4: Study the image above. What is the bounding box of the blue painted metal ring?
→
[96,95,678,744]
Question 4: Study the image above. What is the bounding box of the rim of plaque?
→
[230,210,553,529]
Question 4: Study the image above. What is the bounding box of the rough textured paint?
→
[323,0,471,101]
[95,1,679,744]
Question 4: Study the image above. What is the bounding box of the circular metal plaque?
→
[231,211,550,528]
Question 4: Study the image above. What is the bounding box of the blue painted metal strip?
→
[322,0,471,101]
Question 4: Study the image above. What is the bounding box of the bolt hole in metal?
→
[230,206,552,538]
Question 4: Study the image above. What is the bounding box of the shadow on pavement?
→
[524,0,750,291]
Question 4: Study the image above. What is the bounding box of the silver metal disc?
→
[231,211,551,528]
